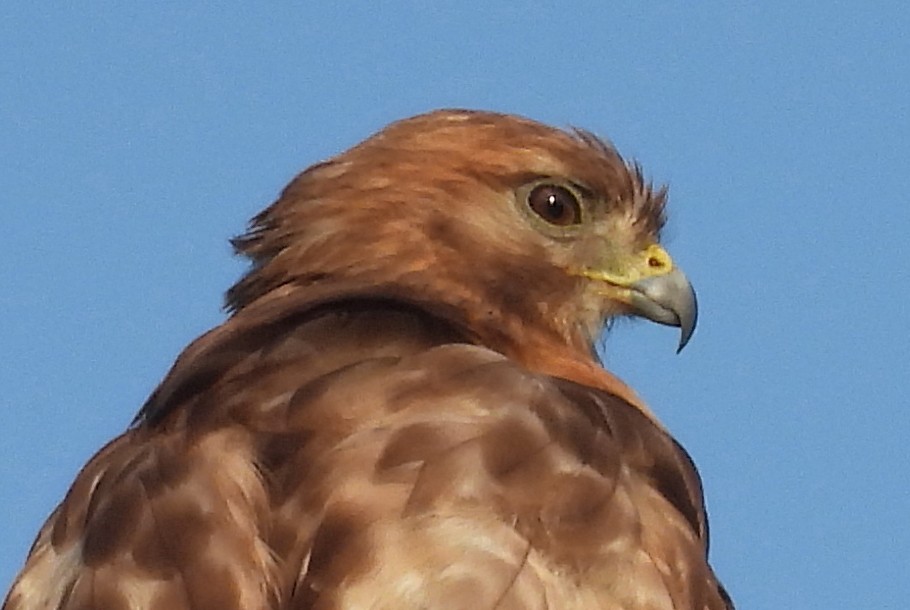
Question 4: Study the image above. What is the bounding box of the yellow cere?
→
[576,244,675,287]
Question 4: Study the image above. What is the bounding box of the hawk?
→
[4,110,732,609]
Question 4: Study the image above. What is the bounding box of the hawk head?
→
[227,109,696,364]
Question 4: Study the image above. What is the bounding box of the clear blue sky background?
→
[2,4,908,608]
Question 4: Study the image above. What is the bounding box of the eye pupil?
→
[546,196,565,217]
[528,184,582,226]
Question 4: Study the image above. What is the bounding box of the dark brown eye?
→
[527,184,582,226]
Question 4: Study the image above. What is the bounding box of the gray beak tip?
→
[676,285,697,353]
[630,268,698,353]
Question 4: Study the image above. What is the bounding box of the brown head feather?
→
[227,110,665,312]
[227,111,665,370]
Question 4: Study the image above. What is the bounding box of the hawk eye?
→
[527,184,582,226]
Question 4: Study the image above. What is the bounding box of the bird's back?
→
[5,300,730,610]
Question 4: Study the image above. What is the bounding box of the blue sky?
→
[2,3,908,608]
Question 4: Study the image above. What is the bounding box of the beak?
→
[628,267,698,353]
[575,244,698,352]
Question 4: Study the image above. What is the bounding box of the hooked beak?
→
[575,244,698,352]
[628,267,698,353]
